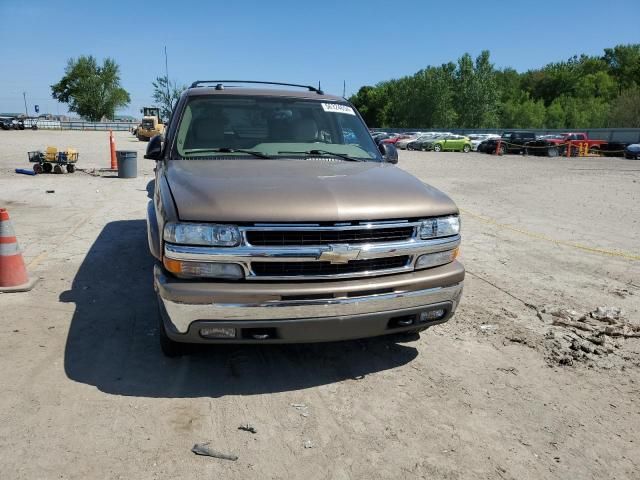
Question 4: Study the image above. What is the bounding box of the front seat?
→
[186,114,226,150]
[294,117,319,143]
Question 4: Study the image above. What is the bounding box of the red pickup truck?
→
[536,132,607,156]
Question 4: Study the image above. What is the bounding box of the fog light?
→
[415,248,458,269]
[419,309,446,322]
[200,327,236,339]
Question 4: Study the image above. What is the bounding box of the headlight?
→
[420,215,460,239]
[164,222,241,247]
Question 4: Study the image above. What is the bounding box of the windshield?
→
[173,96,381,161]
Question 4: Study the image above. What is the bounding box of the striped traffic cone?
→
[0,208,37,293]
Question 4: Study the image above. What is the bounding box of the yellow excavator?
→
[135,107,165,141]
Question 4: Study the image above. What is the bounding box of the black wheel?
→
[548,146,559,157]
[31,124,38,130]
[157,295,188,357]
[433,144,442,152]
[53,164,63,174]
[33,164,43,174]
[589,146,600,156]
[499,144,507,155]
[42,162,53,173]
[462,144,471,153]
[66,164,75,173]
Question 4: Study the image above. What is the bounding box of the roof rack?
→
[189,80,324,95]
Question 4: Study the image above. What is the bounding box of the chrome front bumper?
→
[154,264,464,337]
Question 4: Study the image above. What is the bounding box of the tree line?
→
[349,44,640,129]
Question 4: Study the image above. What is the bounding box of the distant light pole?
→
[164,46,171,107]
[22,92,29,116]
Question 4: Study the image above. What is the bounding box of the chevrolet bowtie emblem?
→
[319,245,361,264]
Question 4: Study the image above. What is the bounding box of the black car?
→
[481,131,537,155]
[0,117,25,130]
[624,144,640,160]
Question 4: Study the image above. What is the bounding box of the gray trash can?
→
[116,150,137,178]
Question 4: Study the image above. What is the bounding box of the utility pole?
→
[22,92,28,117]
[343,80,346,98]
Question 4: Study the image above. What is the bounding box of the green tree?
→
[51,56,130,121]
[608,86,640,127]
[152,76,187,121]
[454,51,499,128]
[500,93,546,128]
[603,44,640,92]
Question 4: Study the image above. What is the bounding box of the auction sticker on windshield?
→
[321,103,356,115]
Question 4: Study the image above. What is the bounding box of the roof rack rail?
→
[189,80,324,95]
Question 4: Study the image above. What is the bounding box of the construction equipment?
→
[28,146,79,174]
[135,107,165,141]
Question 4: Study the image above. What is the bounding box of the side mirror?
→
[379,142,398,164]
[144,135,163,160]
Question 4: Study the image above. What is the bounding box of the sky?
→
[0,0,639,117]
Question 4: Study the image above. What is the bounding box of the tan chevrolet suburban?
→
[145,80,464,356]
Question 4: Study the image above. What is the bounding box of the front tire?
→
[462,144,471,153]
[548,146,559,157]
[499,144,507,155]
[433,144,442,152]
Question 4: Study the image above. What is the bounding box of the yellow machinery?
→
[135,107,165,141]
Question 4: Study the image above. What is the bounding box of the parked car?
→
[380,134,406,145]
[144,80,464,356]
[421,134,472,153]
[624,143,640,159]
[527,132,607,157]
[396,135,422,150]
[468,133,499,151]
[482,131,537,155]
[373,133,397,144]
[0,116,25,130]
[405,133,451,150]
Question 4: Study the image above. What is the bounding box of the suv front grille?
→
[251,256,410,277]
[246,226,415,246]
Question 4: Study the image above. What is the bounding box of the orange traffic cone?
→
[0,208,37,292]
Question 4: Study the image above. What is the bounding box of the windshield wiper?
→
[183,147,272,159]
[277,149,364,162]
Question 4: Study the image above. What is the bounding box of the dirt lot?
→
[0,130,639,479]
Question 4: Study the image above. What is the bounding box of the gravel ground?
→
[0,130,639,479]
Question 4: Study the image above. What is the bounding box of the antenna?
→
[164,46,170,106]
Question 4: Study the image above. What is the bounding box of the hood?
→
[165,159,458,223]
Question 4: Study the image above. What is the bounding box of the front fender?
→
[147,201,161,260]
